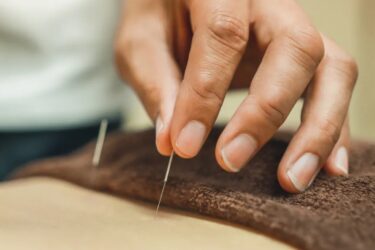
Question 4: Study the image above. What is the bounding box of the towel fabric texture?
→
[12,128,375,250]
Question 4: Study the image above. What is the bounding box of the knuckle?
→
[114,41,129,81]
[255,95,286,129]
[114,39,123,60]
[142,83,160,102]
[285,26,324,70]
[114,43,127,60]
[189,73,224,105]
[326,50,359,85]
[315,118,341,146]
[114,32,137,73]
[207,12,249,53]
[114,29,159,82]
[138,83,161,115]
[120,33,142,54]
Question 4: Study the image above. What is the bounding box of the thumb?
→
[115,6,180,156]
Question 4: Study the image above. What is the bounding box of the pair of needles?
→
[92,119,174,214]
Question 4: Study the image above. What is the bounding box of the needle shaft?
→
[156,151,174,214]
[92,119,108,167]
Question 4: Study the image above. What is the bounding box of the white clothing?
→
[0,0,127,130]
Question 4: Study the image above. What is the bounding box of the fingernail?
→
[287,153,320,192]
[221,134,258,172]
[156,117,164,136]
[175,120,206,157]
[335,147,349,176]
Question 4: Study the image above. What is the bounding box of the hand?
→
[115,0,358,193]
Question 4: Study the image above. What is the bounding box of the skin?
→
[115,0,358,193]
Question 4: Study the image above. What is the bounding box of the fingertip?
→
[156,137,173,157]
[172,120,207,159]
[277,152,321,194]
[173,147,195,159]
[169,122,198,159]
[325,146,349,177]
[155,117,173,156]
[173,136,201,159]
[324,123,350,177]
[214,146,239,173]
[277,167,302,194]
[215,133,258,173]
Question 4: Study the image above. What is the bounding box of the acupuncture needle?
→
[156,151,175,214]
[92,119,108,167]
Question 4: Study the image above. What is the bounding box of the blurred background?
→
[124,0,375,141]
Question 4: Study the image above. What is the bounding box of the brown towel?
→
[12,128,375,250]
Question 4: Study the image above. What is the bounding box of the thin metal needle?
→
[156,151,175,214]
[92,119,108,167]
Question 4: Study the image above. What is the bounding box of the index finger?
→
[170,0,250,158]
